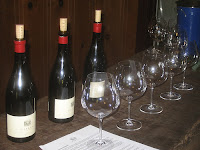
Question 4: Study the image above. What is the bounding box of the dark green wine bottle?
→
[48,18,75,123]
[6,24,36,143]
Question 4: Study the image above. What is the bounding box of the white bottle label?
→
[54,97,75,119]
[7,112,36,138]
[89,81,105,98]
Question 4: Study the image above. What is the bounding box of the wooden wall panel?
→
[103,0,125,65]
[0,0,15,114]
[103,0,138,66]
[0,0,155,113]
[23,0,48,99]
[136,0,156,52]
[70,0,92,82]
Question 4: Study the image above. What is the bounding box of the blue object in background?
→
[177,1,200,54]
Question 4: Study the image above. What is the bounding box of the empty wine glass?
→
[81,72,120,147]
[148,0,167,51]
[160,27,185,100]
[140,52,167,114]
[115,60,147,131]
[174,41,199,90]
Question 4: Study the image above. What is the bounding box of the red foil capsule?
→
[93,23,102,33]
[59,36,68,44]
[14,40,26,53]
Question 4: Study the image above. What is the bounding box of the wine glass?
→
[115,60,147,131]
[173,41,199,90]
[140,52,167,114]
[160,27,185,100]
[81,72,120,146]
[148,0,167,51]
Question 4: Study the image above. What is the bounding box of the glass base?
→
[173,83,193,91]
[160,92,181,101]
[116,119,142,131]
[87,139,114,148]
[140,104,163,114]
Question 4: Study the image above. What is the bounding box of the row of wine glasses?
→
[80,39,198,149]
[80,48,198,147]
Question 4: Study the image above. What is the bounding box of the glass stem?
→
[169,73,173,95]
[182,69,186,85]
[150,83,155,107]
[98,117,103,144]
[128,101,131,120]
[126,100,134,126]
[153,40,156,48]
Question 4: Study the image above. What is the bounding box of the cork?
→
[95,10,101,23]
[16,24,24,39]
[60,18,67,32]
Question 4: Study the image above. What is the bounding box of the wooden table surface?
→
[0,62,200,150]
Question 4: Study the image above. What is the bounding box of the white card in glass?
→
[89,81,105,98]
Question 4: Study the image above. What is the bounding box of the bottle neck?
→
[91,23,102,47]
[14,53,26,65]
[92,23,102,42]
[57,35,71,66]
[92,31,101,40]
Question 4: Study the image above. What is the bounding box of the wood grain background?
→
[0,0,155,113]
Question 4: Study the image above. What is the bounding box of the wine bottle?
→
[6,24,37,143]
[48,18,75,123]
[82,10,107,85]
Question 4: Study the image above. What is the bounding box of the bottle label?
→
[89,81,105,98]
[14,40,26,53]
[7,112,36,138]
[93,23,102,33]
[59,36,68,44]
[54,97,75,119]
